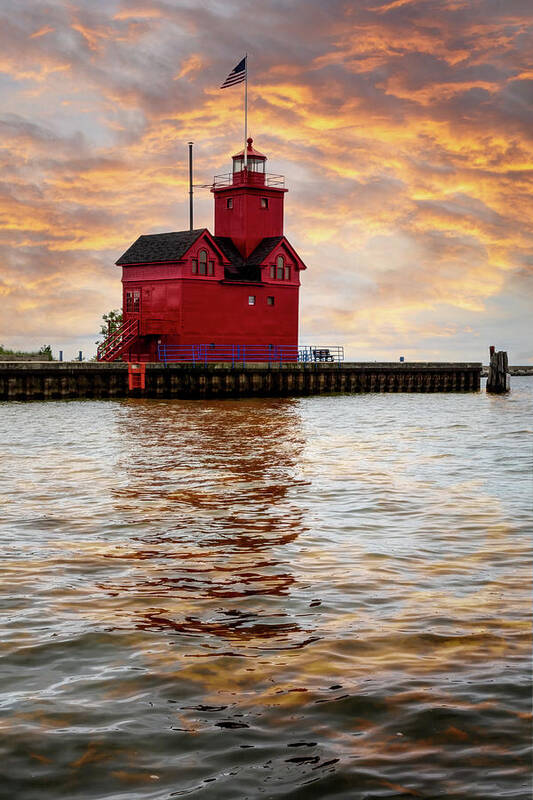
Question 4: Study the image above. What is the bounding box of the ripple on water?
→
[0,386,531,799]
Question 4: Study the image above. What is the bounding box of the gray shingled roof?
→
[247,236,283,266]
[212,236,244,269]
[116,229,206,266]
[116,228,287,282]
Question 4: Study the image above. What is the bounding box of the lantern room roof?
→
[232,137,266,160]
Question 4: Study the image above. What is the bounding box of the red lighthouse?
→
[98,138,307,362]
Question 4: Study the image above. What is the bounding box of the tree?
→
[100,309,123,337]
[96,309,122,345]
[38,345,53,360]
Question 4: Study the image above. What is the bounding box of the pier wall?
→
[0,362,481,401]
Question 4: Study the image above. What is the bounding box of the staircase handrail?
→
[97,318,138,360]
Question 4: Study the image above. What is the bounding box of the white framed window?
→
[248,295,256,305]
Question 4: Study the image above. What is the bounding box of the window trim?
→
[125,289,140,313]
[198,249,208,276]
[269,255,291,281]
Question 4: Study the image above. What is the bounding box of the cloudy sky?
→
[1,0,531,361]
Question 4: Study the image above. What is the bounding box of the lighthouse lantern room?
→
[98,138,306,363]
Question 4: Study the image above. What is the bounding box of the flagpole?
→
[188,141,193,231]
[244,53,248,169]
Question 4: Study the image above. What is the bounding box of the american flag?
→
[220,57,246,88]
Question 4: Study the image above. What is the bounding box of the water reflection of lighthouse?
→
[105,397,311,650]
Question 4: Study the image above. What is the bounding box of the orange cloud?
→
[175,53,204,80]
[29,26,55,39]
[0,0,530,360]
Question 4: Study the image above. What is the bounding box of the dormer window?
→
[192,250,214,276]
[269,256,291,280]
[199,249,207,275]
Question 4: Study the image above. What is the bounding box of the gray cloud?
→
[0,0,531,360]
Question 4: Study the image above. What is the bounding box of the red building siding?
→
[213,186,286,258]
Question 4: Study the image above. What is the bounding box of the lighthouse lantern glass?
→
[233,156,265,173]
[248,158,265,173]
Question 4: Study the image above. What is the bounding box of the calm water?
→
[0,382,531,800]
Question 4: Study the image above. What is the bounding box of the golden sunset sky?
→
[1,0,532,361]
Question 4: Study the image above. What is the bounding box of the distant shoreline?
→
[481,366,533,377]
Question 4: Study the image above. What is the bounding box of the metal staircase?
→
[97,318,139,362]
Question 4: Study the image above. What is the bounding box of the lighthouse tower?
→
[100,138,307,362]
[212,138,287,258]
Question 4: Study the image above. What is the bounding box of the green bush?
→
[0,344,54,361]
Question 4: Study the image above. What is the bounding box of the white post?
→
[244,53,248,169]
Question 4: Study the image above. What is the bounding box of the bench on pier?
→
[312,348,334,362]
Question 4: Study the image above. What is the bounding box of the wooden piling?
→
[486,347,510,394]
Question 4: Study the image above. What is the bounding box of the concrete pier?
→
[0,361,482,401]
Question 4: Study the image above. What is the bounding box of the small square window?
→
[248,295,256,306]
[226,198,233,209]
[267,296,275,306]
[261,198,269,209]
